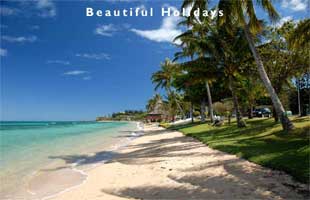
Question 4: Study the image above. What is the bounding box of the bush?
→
[159,122,170,128]
[213,102,226,115]
[193,111,200,117]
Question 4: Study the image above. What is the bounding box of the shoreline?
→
[26,122,144,200]
[50,124,307,200]
[0,121,141,200]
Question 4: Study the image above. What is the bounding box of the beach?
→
[0,121,139,200]
[2,1,309,199]
[49,124,307,200]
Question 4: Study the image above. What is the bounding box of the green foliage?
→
[152,58,180,92]
[259,21,308,95]
[96,110,146,121]
[171,117,310,183]
[149,0,307,130]
[151,59,185,117]
[159,122,170,128]
[288,19,310,49]
[193,111,200,117]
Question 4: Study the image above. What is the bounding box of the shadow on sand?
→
[48,127,309,199]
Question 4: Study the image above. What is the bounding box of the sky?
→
[0,0,309,121]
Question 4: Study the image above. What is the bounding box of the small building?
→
[145,96,166,122]
[145,112,163,122]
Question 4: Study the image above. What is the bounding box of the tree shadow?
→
[101,185,215,200]
[113,129,173,139]
[47,123,309,199]
[174,118,309,184]
[100,153,308,199]
[48,132,209,167]
[101,162,308,200]
[49,151,116,166]
[168,122,202,130]
[291,117,309,123]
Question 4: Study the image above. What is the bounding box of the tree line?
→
[147,0,309,132]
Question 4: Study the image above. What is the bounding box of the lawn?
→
[168,116,310,183]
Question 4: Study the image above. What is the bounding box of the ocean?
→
[0,121,140,199]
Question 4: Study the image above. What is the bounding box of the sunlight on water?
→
[0,121,136,199]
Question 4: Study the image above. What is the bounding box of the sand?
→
[49,124,308,200]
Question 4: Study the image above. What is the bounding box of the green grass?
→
[168,116,310,183]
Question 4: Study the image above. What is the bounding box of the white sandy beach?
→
[42,124,308,200]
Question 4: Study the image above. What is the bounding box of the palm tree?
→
[211,26,248,127]
[151,59,184,117]
[174,16,216,123]
[288,19,310,49]
[165,91,184,121]
[178,20,248,127]
[146,94,162,112]
[177,58,219,123]
[181,0,294,131]
[173,65,212,123]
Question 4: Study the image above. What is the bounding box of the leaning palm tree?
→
[151,59,184,117]
[182,0,294,131]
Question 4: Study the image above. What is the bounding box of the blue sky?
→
[0,0,308,121]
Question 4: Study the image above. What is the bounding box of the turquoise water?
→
[0,121,137,199]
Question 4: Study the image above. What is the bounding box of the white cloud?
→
[36,0,56,17]
[83,76,92,80]
[0,6,18,16]
[281,0,307,11]
[0,1,56,18]
[130,5,182,44]
[0,48,8,56]
[76,53,110,60]
[63,70,88,75]
[47,60,70,65]
[1,35,37,43]
[275,16,293,27]
[94,24,118,36]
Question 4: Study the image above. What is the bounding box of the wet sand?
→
[44,124,308,200]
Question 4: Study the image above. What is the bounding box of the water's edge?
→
[37,122,144,200]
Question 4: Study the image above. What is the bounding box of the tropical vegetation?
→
[147,1,309,183]
[148,0,309,132]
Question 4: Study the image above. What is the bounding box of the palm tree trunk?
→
[205,81,215,123]
[167,88,184,118]
[297,79,302,116]
[244,25,294,131]
[200,98,206,123]
[248,104,253,119]
[176,100,185,119]
[229,75,246,128]
[272,106,279,122]
[190,102,194,123]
